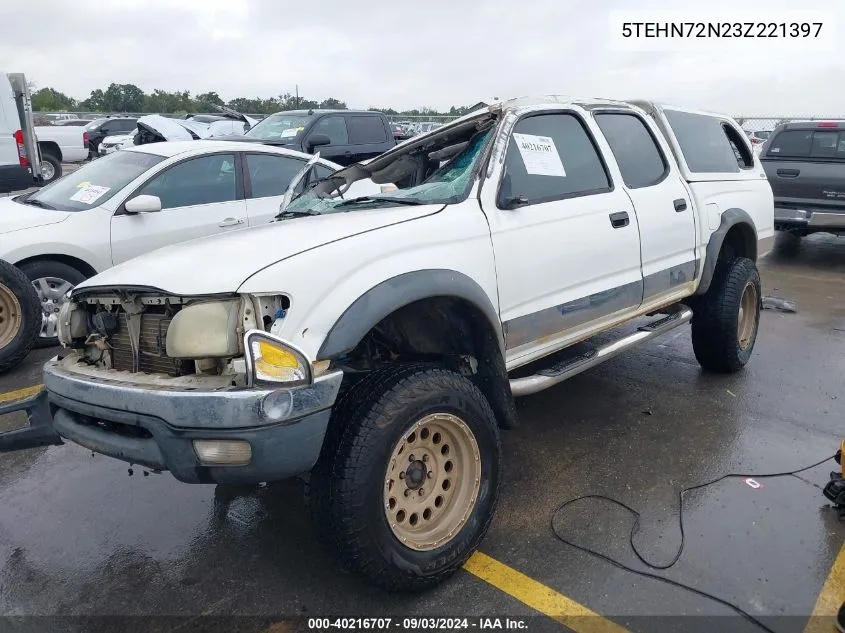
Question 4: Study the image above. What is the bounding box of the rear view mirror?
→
[125,195,162,214]
[308,134,331,150]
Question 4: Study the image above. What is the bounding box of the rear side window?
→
[767,130,811,156]
[245,153,305,198]
[498,112,610,208]
[664,110,747,173]
[347,115,388,144]
[768,129,845,159]
[595,113,667,188]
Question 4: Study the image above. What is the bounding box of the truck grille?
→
[110,310,195,376]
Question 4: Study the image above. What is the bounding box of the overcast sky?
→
[3,0,843,115]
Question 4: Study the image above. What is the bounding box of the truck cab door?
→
[303,115,352,164]
[592,111,697,305]
[478,108,644,367]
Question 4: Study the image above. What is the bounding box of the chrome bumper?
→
[43,358,342,429]
[41,358,343,483]
[775,207,845,228]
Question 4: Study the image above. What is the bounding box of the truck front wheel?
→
[691,256,761,373]
[310,364,501,591]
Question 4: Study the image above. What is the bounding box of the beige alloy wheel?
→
[737,281,759,351]
[384,413,482,551]
[0,281,22,348]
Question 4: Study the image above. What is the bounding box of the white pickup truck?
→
[33,124,88,183]
[7,96,774,590]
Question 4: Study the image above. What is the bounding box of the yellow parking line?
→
[803,542,845,633]
[463,551,631,633]
[0,384,43,403]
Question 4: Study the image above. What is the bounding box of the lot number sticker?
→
[512,133,566,177]
[69,185,110,205]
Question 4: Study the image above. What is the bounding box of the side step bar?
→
[509,306,693,397]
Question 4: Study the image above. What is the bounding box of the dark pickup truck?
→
[223,109,396,166]
[761,120,845,237]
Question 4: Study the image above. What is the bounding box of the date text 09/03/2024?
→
[307,617,529,630]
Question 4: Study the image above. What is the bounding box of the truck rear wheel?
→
[0,261,40,373]
[310,364,501,591]
[691,256,761,373]
[39,153,62,185]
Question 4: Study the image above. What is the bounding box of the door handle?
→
[218,217,244,228]
[777,168,800,177]
[673,198,687,212]
[609,211,629,228]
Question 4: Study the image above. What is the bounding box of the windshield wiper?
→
[334,196,426,208]
[274,209,320,220]
[19,198,56,210]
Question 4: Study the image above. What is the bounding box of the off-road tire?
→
[691,256,761,373]
[309,364,501,591]
[0,261,41,373]
[19,260,87,348]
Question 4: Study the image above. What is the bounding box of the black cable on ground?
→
[550,454,836,633]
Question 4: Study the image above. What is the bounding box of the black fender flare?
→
[318,270,518,429]
[317,269,504,360]
[695,208,758,296]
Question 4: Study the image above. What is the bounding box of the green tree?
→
[100,83,146,112]
[196,91,224,109]
[318,97,347,109]
[226,97,267,113]
[31,87,77,111]
[143,89,197,114]
[80,89,106,111]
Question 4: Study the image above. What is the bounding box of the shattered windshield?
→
[245,113,314,142]
[285,127,494,215]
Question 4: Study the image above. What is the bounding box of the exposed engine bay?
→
[60,290,289,385]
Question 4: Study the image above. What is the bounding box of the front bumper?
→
[41,358,343,484]
[775,207,845,231]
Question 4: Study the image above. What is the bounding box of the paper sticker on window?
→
[69,185,110,205]
[770,147,780,153]
[512,133,566,177]
[280,128,299,139]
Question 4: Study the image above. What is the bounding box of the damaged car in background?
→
[0,96,773,592]
[98,108,258,155]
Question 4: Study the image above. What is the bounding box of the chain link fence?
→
[736,116,845,133]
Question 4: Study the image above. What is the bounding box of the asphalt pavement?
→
[0,232,843,633]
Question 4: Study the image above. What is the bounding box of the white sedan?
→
[0,140,380,344]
